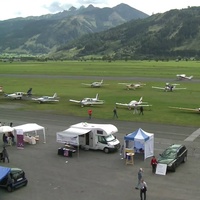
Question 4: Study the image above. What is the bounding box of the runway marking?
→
[184,128,200,141]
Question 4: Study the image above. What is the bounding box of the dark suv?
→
[0,167,28,192]
[158,144,188,172]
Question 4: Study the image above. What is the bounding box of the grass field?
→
[0,60,199,126]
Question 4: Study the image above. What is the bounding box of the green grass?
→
[0,60,199,126]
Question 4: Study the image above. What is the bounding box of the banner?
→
[156,163,167,175]
[16,129,24,149]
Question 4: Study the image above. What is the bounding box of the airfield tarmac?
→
[0,106,200,200]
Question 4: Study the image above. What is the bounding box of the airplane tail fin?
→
[139,97,143,103]
[101,79,103,84]
[53,93,57,98]
[189,76,193,79]
[27,88,32,96]
[95,93,99,100]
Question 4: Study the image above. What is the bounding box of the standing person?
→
[2,133,8,146]
[133,106,138,114]
[10,122,13,127]
[140,179,147,200]
[135,168,143,189]
[151,155,158,173]
[139,106,144,115]
[88,109,92,119]
[113,107,118,119]
[2,146,9,163]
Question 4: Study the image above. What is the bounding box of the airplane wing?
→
[152,86,165,90]
[69,99,81,104]
[139,104,152,107]
[173,87,187,90]
[115,103,129,107]
[91,101,104,105]
[169,106,200,112]
[81,83,91,86]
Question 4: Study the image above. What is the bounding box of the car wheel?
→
[7,185,13,192]
[104,148,109,153]
[171,164,176,172]
[183,156,187,163]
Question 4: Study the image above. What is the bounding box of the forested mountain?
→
[56,6,200,60]
[0,3,148,55]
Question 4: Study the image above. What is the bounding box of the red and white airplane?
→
[176,74,193,80]
[115,97,151,110]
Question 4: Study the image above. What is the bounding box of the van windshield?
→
[104,134,115,142]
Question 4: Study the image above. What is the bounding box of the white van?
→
[57,122,121,153]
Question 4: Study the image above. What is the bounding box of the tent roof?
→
[124,128,154,141]
[13,123,44,133]
[59,127,90,137]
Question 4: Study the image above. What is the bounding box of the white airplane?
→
[115,97,151,110]
[82,79,107,88]
[69,93,104,107]
[152,83,186,92]
[118,82,146,90]
[32,93,59,103]
[169,106,200,113]
[4,88,32,99]
[176,74,193,80]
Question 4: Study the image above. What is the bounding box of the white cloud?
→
[0,0,199,20]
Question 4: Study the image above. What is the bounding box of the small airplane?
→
[32,93,59,103]
[81,79,107,88]
[69,93,104,107]
[152,83,186,92]
[115,97,151,110]
[169,106,200,113]
[176,74,193,80]
[118,82,146,90]
[4,88,33,99]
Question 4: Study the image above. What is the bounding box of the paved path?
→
[0,107,200,200]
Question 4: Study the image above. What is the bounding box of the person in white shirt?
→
[140,179,147,200]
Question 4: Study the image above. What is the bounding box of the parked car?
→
[158,144,188,172]
[0,166,28,192]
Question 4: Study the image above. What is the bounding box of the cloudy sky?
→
[0,0,199,20]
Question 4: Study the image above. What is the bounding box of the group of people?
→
[2,132,15,146]
[87,106,144,120]
[135,156,158,200]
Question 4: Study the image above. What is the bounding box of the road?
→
[0,107,200,200]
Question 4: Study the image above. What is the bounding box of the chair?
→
[125,149,134,165]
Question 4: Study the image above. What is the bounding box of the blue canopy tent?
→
[124,128,154,159]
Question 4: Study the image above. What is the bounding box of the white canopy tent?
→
[56,127,90,145]
[124,128,154,160]
[13,123,46,143]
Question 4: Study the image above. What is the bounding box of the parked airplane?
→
[69,93,104,107]
[4,88,32,99]
[32,93,59,103]
[152,83,186,92]
[118,82,146,90]
[82,79,107,88]
[176,74,193,80]
[169,106,200,113]
[115,97,151,110]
